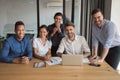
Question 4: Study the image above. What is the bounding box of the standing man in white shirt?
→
[57,23,90,57]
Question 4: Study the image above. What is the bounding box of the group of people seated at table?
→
[0,9,120,70]
[0,12,90,64]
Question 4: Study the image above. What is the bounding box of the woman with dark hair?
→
[48,12,65,56]
[33,25,52,61]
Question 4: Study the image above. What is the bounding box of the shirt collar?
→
[101,19,106,28]
[14,35,25,42]
[39,38,47,43]
[66,34,78,42]
[94,19,106,30]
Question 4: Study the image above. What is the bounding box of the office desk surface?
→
[0,58,120,80]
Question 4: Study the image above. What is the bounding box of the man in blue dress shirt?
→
[0,21,33,64]
[89,9,120,69]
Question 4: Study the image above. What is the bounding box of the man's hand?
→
[12,56,29,64]
[89,54,97,61]
[57,27,61,33]
[21,56,29,64]
[89,55,104,63]
[55,23,61,33]
[12,57,21,64]
[51,27,58,37]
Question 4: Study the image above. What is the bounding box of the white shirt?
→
[33,38,52,57]
[57,35,90,55]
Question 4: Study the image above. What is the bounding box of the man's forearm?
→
[100,48,109,61]
[92,46,98,56]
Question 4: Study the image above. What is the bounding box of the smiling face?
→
[15,25,25,41]
[65,25,75,39]
[92,11,104,28]
[39,27,48,39]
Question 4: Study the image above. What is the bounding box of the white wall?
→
[0,0,37,37]
[39,0,62,25]
[0,0,7,36]
[0,0,63,38]
[111,0,120,70]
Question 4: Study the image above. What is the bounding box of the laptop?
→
[62,54,83,66]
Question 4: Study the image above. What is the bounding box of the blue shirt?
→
[0,35,33,63]
[92,19,120,48]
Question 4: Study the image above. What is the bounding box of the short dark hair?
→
[39,25,48,32]
[65,22,75,28]
[54,12,63,19]
[15,21,25,30]
[91,9,103,15]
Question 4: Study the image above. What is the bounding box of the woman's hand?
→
[44,55,51,61]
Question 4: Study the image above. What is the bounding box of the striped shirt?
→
[92,19,120,48]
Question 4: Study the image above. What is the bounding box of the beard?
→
[67,32,75,38]
[95,21,102,27]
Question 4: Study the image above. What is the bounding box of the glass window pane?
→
[65,0,72,22]
[65,0,81,35]
[74,0,81,35]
